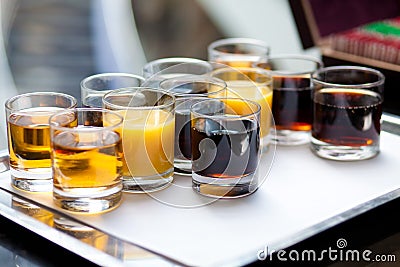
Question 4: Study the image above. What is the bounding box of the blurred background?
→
[0,0,312,149]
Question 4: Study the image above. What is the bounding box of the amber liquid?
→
[191,119,259,178]
[272,76,313,131]
[52,128,123,190]
[8,107,69,170]
[312,88,382,146]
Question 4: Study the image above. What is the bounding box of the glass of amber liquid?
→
[160,76,227,175]
[210,67,273,152]
[255,54,323,145]
[49,108,123,213]
[191,98,261,198]
[80,73,144,126]
[142,57,213,87]
[207,38,270,68]
[5,92,77,192]
[311,66,385,161]
[103,87,175,193]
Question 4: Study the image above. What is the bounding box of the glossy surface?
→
[0,113,399,266]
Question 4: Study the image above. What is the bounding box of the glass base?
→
[270,129,310,146]
[53,185,122,213]
[192,172,259,198]
[310,137,380,161]
[174,159,192,176]
[122,169,174,193]
[11,167,53,192]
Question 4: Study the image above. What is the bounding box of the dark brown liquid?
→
[171,83,210,163]
[272,76,313,131]
[312,88,382,146]
[82,98,103,126]
[175,111,191,160]
[191,119,259,178]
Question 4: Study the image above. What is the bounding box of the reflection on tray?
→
[1,193,175,266]
[12,196,54,226]
[0,151,9,173]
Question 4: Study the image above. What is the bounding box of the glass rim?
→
[210,66,273,86]
[311,65,385,89]
[49,107,124,132]
[208,37,270,55]
[260,54,323,76]
[143,57,212,71]
[80,72,145,91]
[175,95,211,102]
[190,97,261,120]
[5,91,77,112]
[102,87,176,110]
[159,76,227,97]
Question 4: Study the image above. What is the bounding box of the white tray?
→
[1,115,400,267]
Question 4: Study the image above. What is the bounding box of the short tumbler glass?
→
[208,38,270,68]
[191,98,261,198]
[255,54,323,145]
[210,67,273,152]
[103,87,175,193]
[81,72,144,108]
[50,108,124,213]
[5,92,77,192]
[311,66,385,161]
[160,76,227,175]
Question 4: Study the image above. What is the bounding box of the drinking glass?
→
[50,108,124,213]
[207,38,270,68]
[210,67,273,151]
[81,73,144,125]
[5,92,77,192]
[81,73,145,108]
[103,87,175,193]
[311,66,384,161]
[191,98,261,198]
[160,76,227,175]
[142,57,213,87]
[255,54,323,145]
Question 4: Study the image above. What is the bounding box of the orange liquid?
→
[216,60,254,68]
[226,80,273,138]
[121,110,175,177]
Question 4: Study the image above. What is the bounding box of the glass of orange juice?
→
[210,67,273,152]
[103,87,175,193]
[207,38,270,68]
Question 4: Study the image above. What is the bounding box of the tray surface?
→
[1,121,400,266]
